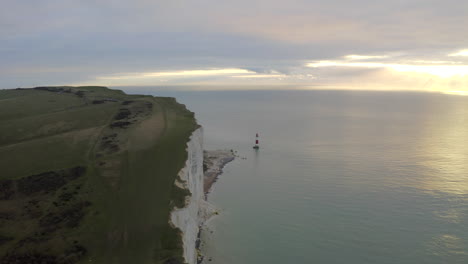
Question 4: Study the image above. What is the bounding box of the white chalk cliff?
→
[170,127,210,264]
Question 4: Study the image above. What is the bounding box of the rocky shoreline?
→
[196,150,235,264]
[203,150,235,197]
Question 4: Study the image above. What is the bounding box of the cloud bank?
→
[1,0,468,93]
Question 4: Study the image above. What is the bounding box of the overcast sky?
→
[2,0,468,93]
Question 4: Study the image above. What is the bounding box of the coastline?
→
[197,150,235,264]
[169,144,235,264]
[203,150,236,197]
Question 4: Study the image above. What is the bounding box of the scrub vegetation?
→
[0,86,197,264]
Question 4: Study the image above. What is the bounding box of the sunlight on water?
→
[427,234,468,258]
[416,100,468,195]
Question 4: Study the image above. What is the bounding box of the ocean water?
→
[128,89,468,264]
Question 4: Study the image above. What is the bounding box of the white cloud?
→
[3,0,468,91]
[307,59,468,78]
[344,55,389,60]
[230,74,286,78]
[448,50,468,57]
[95,68,253,80]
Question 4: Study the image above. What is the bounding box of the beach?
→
[203,150,235,196]
[192,149,234,264]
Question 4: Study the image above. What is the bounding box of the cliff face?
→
[170,127,204,264]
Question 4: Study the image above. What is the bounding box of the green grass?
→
[0,87,197,264]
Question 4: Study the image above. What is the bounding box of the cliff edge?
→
[0,86,197,264]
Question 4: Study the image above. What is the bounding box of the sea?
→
[124,88,468,264]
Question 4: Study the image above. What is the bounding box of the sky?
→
[2,0,468,93]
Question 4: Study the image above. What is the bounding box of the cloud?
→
[1,0,468,91]
[344,55,390,60]
[307,58,468,78]
[304,53,468,93]
[449,50,468,57]
[75,68,318,86]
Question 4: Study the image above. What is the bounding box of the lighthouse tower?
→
[253,133,260,149]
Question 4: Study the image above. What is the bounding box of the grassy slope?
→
[0,86,197,264]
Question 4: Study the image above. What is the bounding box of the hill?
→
[0,86,198,264]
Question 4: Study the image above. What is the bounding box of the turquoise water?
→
[129,89,468,263]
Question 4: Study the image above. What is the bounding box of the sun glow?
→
[448,50,468,57]
[443,90,468,96]
[77,68,313,86]
[307,61,468,78]
[96,68,253,80]
[230,74,286,78]
[344,54,389,60]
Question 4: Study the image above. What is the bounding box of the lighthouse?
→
[253,133,260,149]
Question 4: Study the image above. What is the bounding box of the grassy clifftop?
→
[0,86,198,264]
